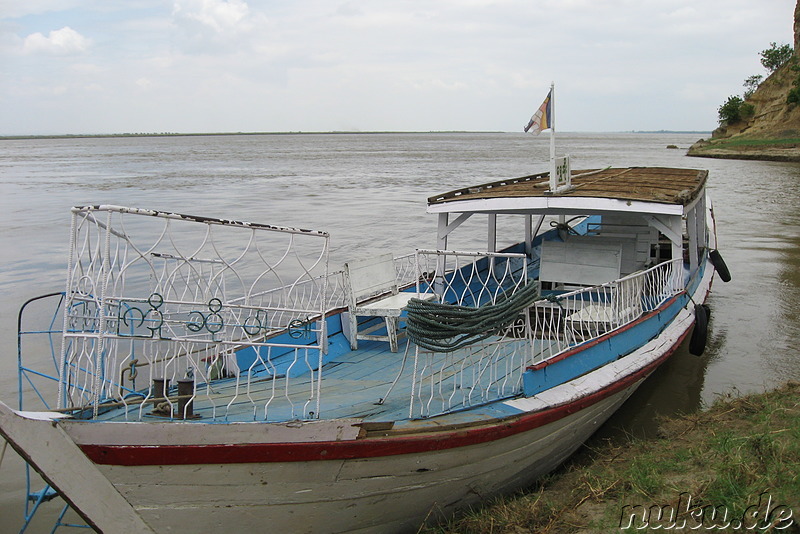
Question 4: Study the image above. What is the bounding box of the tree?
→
[743,75,763,99]
[760,42,794,73]
[717,95,754,124]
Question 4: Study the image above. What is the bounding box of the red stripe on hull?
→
[80,329,690,467]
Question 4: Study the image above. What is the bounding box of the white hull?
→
[98,386,634,533]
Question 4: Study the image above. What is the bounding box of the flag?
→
[524,90,552,134]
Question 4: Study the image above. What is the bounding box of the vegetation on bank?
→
[717,43,794,125]
[424,382,800,533]
[690,136,800,153]
[695,137,800,148]
[687,135,800,161]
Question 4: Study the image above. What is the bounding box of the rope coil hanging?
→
[405,282,540,352]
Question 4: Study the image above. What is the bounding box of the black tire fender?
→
[709,250,731,282]
[689,303,708,356]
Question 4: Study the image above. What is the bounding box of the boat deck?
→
[95,332,544,425]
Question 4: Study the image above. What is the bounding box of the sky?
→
[0,0,795,135]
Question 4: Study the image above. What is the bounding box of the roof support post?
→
[645,214,684,291]
[645,215,682,245]
[488,214,497,252]
[687,206,699,273]
[695,192,708,256]
[524,214,532,257]
[437,213,449,251]
[437,212,472,246]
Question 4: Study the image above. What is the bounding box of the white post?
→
[524,214,532,257]
[437,213,449,251]
[436,213,449,297]
[488,214,497,252]
[488,213,497,277]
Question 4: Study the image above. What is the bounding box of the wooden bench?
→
[538,237,641,334]
[539,238,623,291]
[343,254,433,352]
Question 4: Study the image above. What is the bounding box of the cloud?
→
[23,26,90,55]
[171,0,266,52]
[0,0,794,134]
[173,0,250,33]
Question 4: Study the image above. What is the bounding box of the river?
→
[1,132,799,532]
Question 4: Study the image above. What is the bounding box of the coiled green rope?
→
[405,282,540,352]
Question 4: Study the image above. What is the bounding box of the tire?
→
[689,303,708,356]
[709,250,731,282]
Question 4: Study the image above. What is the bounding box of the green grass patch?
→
[423,382,800,533]
[698,137,800,150]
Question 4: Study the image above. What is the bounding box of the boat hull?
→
[84,384,638,534]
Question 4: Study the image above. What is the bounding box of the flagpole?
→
[549,81,556,191]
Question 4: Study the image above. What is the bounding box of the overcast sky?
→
[0,0,795,135]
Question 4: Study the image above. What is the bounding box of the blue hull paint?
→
[522,246,710,397]
[522,293,689,397]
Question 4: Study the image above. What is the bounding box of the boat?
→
[0,166,730,533]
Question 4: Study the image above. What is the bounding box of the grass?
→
[422,382,800,533]
[694,137,800,150]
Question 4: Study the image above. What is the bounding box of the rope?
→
[405,282,540,352]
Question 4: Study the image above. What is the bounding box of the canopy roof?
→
[427,167,708,216]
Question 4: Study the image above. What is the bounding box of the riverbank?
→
[426,382,800,533]
[687,137,800,162]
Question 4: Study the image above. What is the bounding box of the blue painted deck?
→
[96,328,528,424]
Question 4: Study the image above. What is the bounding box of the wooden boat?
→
[0,167,730,533]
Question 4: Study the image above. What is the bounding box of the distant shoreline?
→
[687,136,800,162]
[0,130,711,141]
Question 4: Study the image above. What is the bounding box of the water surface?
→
[1,133,799,532]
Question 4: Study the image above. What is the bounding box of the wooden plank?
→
[0,402,155,533]
[429,168,707,206]
[344,253,397,300]
[63,417,362,446]
[540,239,621,287]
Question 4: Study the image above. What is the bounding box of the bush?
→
[787,64,800,106]
[788,87,800,105]
[718,95,746,124]
[760,42,793,73]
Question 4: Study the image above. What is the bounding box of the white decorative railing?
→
[529,258,682,364]
[413,249,530,305]
[53,206,685,424]
[407,257,683,418]
[59,206,331,419]
[393,252,419,289]
[408,249,533,418]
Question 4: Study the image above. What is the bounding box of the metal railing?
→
[530,258,682,363]
[58,206,332,419]
[20,206,684,424]
[408,249,533,418]
[408,256,683,418]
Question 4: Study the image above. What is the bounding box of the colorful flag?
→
[524,90,552,134]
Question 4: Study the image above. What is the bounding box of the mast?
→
[549,81,556,191]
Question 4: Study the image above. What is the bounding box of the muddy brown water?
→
[1,133,798,532]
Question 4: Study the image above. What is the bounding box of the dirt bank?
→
[687,138,800,163]
[427,382,800,533]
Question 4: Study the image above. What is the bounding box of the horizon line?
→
[0,129,712,140]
